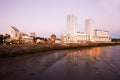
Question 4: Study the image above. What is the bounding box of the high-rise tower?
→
[85,18,94,35]
[85,18,94,40]
[67,14,77,35]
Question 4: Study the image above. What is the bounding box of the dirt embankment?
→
[0,42,120,58]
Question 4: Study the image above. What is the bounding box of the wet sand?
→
[0,42,120,58]
[0,46,120,80]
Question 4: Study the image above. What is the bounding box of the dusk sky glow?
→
[0,0,120,38]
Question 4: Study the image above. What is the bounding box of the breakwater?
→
[0,42,120,58]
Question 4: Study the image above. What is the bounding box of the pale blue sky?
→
[0,0,120,38]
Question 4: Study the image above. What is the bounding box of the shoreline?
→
[0,42,120,58]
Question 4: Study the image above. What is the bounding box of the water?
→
[0,46,120,80]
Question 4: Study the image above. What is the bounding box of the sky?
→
[0,0,120,38]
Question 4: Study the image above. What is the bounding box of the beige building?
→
[10,26,35,43]
[10,26,20,40]
[94,29,111,42]
[85,18,94,41]
[62,14,78,43]
[61,32,87,43]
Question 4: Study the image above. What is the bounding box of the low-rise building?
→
[94,29,111,42]
[10,26,20,40]
[61,32,87,43]
[10,26,35,43]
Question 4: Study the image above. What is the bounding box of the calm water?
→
[0,46,120,80]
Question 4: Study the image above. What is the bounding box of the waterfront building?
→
[61,32,87,43]
[94,29,111,42]
[61,14,111,43]
[76,32,87,41]
[67,14,77,35]
[63,14,78,42]
[10,26,20,40]
[62,14,89,43]
[10,26,35,43]
[85,18,94,41]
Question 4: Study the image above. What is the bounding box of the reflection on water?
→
[0,46,120,80]
[66,47,101,71]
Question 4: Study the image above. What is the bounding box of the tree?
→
[4,33,10,39]
[50,34,56,44]
[0,34,3,44]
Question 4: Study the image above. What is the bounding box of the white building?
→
[10,26,20,40]
[67,14,77,36]
[61,32,87,43]
[94,29,111,42]
[10,26,35,43]
[85,18,94,41]
[62,14,91,43]
[61,15,111,43]
[62,14,77,43]
[76,32,87,41]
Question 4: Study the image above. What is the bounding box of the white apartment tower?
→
[85,18,94,40]
[67,14,77,36]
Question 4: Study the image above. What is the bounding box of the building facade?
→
[85,18,94,41]
[61,15,111,43]
[94,29,111,42]
[10,26,20,40]
[67,14,77,36]
[61,32,87,43]
[10,26,35,43]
